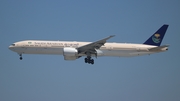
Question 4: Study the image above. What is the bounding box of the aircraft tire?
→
[19,54,23,60]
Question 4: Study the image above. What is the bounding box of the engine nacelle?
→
[63,47,78,60]
[63,47,78,56]
[96,49,103,56]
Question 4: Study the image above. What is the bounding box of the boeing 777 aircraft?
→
[9,25,169,64]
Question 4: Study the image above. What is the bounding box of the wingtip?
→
[110,35,115,37]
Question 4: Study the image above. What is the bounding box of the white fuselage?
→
[9,40,167,57]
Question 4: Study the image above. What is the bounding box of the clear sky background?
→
[0,0,180,101]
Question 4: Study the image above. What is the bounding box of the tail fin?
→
[143,24,169,46]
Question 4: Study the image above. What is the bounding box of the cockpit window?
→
[11,44,15,46]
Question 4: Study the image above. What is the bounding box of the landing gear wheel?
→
[85,58,88,63]
[84,57,94,64]
[20,57,23,60]
[91,59,94,64]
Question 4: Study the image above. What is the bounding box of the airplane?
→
[9,24,169,64]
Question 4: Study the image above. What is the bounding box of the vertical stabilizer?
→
[143,24,169,46]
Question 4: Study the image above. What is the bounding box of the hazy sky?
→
[1,0,180,101]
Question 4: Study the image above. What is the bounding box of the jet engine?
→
[95,49,103,56]
[63,47,78,60]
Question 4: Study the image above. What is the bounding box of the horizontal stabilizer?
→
[148,45,169,51]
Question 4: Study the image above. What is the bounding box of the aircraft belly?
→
[101,50,136,57]
[101,50,153,57]
[129,52,154,56]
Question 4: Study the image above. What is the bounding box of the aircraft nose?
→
[9,45,13,50]
[9,43,16,51]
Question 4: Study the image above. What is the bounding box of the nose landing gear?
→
[19,54,23,60]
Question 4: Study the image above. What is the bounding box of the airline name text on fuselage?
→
[25,41,80,47]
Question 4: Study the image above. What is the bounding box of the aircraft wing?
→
[77,35,115,54]
[148,45,169,52]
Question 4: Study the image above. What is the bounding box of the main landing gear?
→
[19,54,23,60]
[84,56,94,64]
